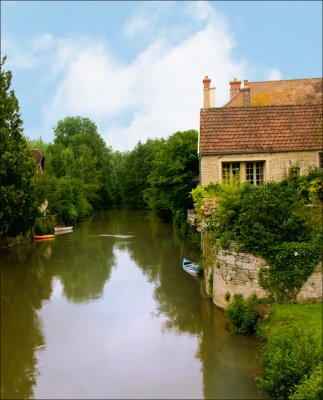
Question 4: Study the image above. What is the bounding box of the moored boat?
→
[182,257,200,275]
[34,234,55,240]
[54,226,73,233]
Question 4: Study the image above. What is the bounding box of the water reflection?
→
[1,210,268,399]
[1,243,51,399]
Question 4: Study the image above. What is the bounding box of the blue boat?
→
[182,258,200,275]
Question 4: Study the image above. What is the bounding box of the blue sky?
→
[2,1,322,151]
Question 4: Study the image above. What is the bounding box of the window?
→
[222,162,240,183]
[288,165,300,178]
[246,161,265,186]
[319,152,323,171]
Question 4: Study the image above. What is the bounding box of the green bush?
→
[256,304,322,400]
[236,182,313,253]
[257,326,322,399]
[207,178,242,246]
[289,362,323,400]
[191,183,222,222]
[227,293,258,333]
[193,176,323,301]
[260,237,323,301]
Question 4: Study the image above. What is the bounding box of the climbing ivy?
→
[191,171,323,301]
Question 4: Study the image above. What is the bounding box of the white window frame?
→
[220,159,266,185]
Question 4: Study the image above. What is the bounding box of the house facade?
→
[199,76,323,186]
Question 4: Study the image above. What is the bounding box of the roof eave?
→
[199,148,322,157]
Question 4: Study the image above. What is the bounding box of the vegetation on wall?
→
[191,171,323,301]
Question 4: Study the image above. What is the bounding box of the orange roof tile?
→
[225,78,322,107]
[199,104,323,155]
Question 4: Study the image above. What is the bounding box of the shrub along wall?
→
[202,236,322,310]
[193,172,323,307]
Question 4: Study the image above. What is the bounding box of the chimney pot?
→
[230,78,241,99]
[203,75,211,89]
[203,76,215,108]
[244,79,249,88]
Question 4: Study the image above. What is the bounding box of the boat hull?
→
[34,234,55,240]
[54,226,73,233]
[182,258,200,275]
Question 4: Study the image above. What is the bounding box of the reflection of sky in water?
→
[1,210,268,399]
[34,248,203,399]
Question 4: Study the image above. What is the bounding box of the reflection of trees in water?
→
[197,292,268,400]
[0,210,266,399]
[0,216,116,398]
[104,209,203,335]
[49,234,114,303]
[101,210,266,399]
[1,243,52,399]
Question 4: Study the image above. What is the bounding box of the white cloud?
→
[123,13,151,38]
[5,1,277,151]
[2,33,57,70]
[266,68,283,81]
[2,37,36,69]
[41,2,248,151]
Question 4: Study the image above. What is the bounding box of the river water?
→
[1,210,269,399]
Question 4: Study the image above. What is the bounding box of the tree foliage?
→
[144,130,199,223]
[41,116,115,224]
[0,56,39,236]
[118,139,164,209]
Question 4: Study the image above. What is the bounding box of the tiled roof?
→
[199,104,323,155]
[31,149,43,164]
[225,78,322,107]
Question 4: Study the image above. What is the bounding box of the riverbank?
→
[256,303,322,399]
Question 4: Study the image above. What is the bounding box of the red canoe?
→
[34,234,55,240]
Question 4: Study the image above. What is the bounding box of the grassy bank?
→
[256,303,322,400]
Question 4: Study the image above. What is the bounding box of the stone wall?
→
[296,261,322,303]
[200,150,320,186]
[203,237,322,310]
[212,242,268,310]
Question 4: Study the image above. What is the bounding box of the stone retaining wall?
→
[202,237,322,310]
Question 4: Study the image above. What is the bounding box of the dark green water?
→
[1,210,268,399]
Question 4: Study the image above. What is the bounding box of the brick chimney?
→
[203,75,215,108]
[242,79,250,107]
[230,78,241,100]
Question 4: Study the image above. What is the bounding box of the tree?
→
[0,56,39,237]
[49,116,115,208]
[118,139,164,209]
[144,130,199,223]
[38,116,116,224]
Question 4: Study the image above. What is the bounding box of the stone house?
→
[199,76,323,186]
[197,77,323,309]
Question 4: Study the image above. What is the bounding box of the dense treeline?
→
[30,117,116,225]
[0,57,40,237]
[30,126,198,227]
[1,57,198,238]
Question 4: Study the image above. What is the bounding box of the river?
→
[1,209,269,399]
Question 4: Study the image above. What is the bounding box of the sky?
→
[1,0,322,152]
